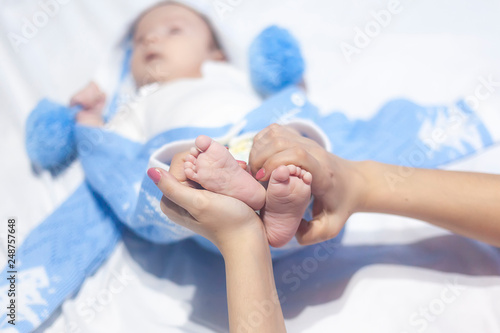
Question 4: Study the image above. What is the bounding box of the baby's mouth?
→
[145,52,163,62]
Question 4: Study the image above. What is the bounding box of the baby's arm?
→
[150,168,286,333]
[70,81,105,127]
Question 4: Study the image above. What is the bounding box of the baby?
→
[72,1,225,127]
[71,1,312,247]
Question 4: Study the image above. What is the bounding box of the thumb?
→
[295,213,345,246]
[147,168,204,215]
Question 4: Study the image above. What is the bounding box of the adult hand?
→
[168,150,199,188]
[149,167,264,253]
[249,124,368,245]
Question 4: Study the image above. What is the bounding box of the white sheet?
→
[1,0,499,332]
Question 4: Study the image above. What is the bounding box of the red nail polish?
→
[256,168,265,180]
[147,168,162,184]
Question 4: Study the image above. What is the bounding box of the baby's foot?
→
[184,135,266,210]
[262,165,312,247]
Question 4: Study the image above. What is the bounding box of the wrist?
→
[218,222,268,261]
[347,160,380,213]
[355,160,398,213]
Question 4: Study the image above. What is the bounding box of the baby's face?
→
[131,3,223,87]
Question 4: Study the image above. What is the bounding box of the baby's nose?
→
[144,33,160,45]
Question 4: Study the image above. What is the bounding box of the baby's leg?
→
[184,135,266,210]
[261,165,312,247]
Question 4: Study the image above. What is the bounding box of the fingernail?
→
[256,168,265,180]
[147,168,162,184]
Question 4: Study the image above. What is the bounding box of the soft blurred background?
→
[1,0,499,332]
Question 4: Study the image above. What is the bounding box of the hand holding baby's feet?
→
[182,135,313,248]
[261,165,312,247]
[168,151,199,188]
[184,135,266,210]
[152,168,264,253]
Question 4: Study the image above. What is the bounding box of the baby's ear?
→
[210,48,226,62]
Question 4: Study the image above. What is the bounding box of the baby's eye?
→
[169,26,182,35]
[133,35,144,45]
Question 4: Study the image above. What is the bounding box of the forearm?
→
[359,161,500,246]
[220,225,286,333]
[151,168,285,330]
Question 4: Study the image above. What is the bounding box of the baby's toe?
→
[184,167,197,180]
[184,161,196,171]
[286,165,296,175]
[271,165,291,183]
[189,146,200,158]
[302,171,312,185]
[185,154,197,164]
[194,135,212,152]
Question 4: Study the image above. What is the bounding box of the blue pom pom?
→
[25,99,80,171]
[249,25,305,97]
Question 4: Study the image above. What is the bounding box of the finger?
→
[91,96,107,114]
[250,124,285,174]
[281,124,302,136]
[70,82,105,108]
[70,89,95,108]
[168,151,200,189]
[70,95,90,109]
[249,125,313,176]
[149,168,208,218]
[253,147,322,185]
[236,160,247,170]
[252,123,276,145]
[249,136,289,176]
[295,215,343,246]
[252,123,303,146]
[159,195,197,230]
[169,152,189,182]
[253,123,301,143]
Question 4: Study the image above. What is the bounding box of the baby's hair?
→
[130,1,224,53]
